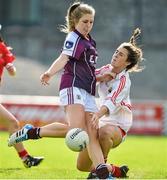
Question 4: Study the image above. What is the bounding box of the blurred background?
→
[0,0,166,99]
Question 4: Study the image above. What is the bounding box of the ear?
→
[126,60,131,66]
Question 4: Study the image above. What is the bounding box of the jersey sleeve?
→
[62,32,85,60]
[0,42,15,65]
[103,75,131,114]
[95,64,111,76]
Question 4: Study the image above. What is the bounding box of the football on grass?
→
[65,128,89,152]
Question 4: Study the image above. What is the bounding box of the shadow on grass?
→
[0,168,22,173]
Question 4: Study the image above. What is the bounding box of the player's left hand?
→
[40,72,51,85]
[91,112,100,129]
[102,71,116,82]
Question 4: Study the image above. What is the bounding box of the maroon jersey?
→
[60,30,98,96]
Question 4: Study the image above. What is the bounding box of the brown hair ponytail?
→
[129,28,141,46]
[120,28,144,72]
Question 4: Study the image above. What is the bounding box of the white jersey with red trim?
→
[97,68,132,133]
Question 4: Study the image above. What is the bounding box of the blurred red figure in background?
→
[0,36,16,82]
[0,27,44,167]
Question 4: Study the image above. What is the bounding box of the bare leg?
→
[99,125,122,159]
[65,104,86,129]
[39,122,69,137]
[0,104,26,152]
[77,112,106,172]
[77,123,128,179]
[8,104,86,143]
[38,104,87,138]
[86,112,105,167]
[77,148,93,171]
[0,104,44,168]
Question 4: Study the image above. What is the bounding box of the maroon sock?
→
[96,164,109,179]
[27,128,41,139]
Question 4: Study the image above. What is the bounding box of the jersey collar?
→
[115,69,127,79]
[74,29,91,41]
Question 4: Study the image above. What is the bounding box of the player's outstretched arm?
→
[40,53,69,85]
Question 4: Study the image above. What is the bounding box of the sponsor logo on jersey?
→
[108,87,112,93]
[76,94,81,100]
[65,41,74,49]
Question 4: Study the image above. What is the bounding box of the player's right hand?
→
[40,72,51,85]
[102,71,116,82]
[6,63,16,76]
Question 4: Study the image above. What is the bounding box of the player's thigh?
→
[99,125,122,148]
[65,104,86,129]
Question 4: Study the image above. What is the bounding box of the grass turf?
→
[0,132,167,179]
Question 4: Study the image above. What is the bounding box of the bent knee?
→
[99,128,111,141]
[99,126,122,147]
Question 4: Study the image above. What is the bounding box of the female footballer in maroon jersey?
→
[8,2,111,179]
[40,2,111,178]
[0,29,43,167]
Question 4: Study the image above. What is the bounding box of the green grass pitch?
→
[0,132,167,179]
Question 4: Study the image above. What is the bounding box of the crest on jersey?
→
[76,94,81,100]
[108,87,112,93]
[65,41,73,49]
